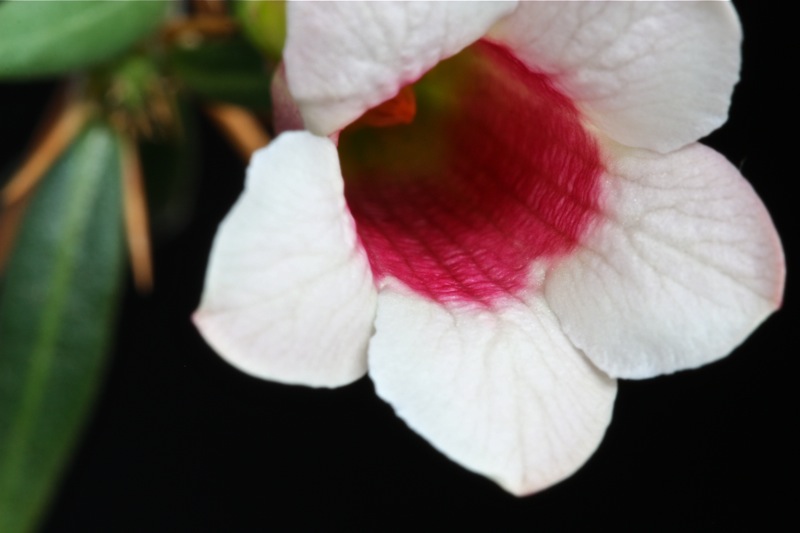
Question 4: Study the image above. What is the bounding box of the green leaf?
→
[234,0,286,62]
[169,35,273,111]
[0,0,171,79]
[0,122,126,533]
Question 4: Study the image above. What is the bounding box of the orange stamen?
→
[353,85,417,128]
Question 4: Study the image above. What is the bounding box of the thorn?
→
[119,136,154,294]
[204,103,271,161]
[2,101,90,206]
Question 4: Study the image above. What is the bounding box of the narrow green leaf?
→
[169,35,273,111]
[0,1,171,79]
[0,123,126,533]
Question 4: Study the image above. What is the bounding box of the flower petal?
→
[194,132,377,387]
[489,1,741,153]
[284,0,517,136]
[545,143,785,379]
[368,280,617,495]
[271,63,304,134]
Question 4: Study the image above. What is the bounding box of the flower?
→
[194,1,785,495]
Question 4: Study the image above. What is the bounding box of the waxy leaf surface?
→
[0,123,125,533]
[0,1,170,79]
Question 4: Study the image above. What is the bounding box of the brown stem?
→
[119,136,154,293]
[2,101,90,206]
[204,103,271,161]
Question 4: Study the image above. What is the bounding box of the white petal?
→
[490,1,741,153]
[284,0,516,136]
[194,132,377,387]
[369,280,617,495]
[545,143,785,379]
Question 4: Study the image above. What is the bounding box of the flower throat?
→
[338,40,605,307]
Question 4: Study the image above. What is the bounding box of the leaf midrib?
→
[0,128,115,505]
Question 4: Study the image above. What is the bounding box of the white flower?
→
[194,1,784,495]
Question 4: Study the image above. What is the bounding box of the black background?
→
[1,2,795,531]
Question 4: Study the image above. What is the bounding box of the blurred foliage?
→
[0,123,126,533]
[0,1,171,79]
[0,0,279,530]
[234,0,286,61]
[139,97,199,241]
[169,34,273,111]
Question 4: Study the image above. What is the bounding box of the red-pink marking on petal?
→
[339,40,604,307]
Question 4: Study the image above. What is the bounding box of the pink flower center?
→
[339,40,604,307]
